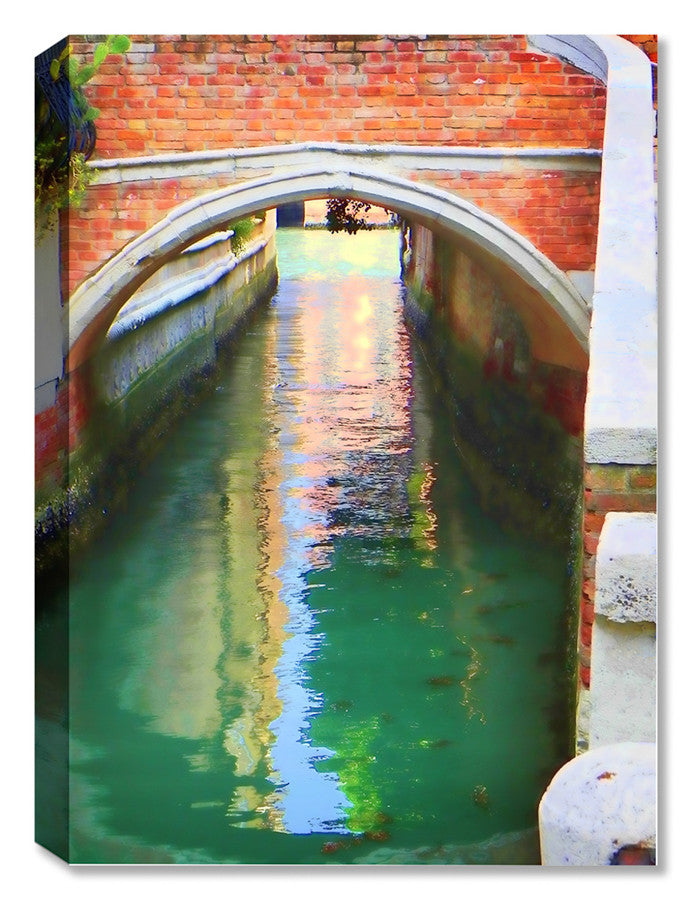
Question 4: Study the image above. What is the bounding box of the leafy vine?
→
[35,35,131,241]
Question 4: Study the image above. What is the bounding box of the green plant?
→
[35,35,131,241]
[325,198,376,235]
[228,217,256,254]
[55,35,131,88]
[34,140,93,238]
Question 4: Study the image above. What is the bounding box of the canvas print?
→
[35,34,657,866]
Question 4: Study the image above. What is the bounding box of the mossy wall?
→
[404,222,587,547]
[35,220,278,576]
[403,222,588,739]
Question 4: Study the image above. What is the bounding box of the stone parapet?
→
[588,513,657,747]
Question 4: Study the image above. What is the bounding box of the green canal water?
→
[36,228,572,865]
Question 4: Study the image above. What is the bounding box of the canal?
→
[36,227,572,865]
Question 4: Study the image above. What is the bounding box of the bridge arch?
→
[65,163,590,371]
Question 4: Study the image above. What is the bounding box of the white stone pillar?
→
[538,741,656,865]
[590,512,657,747]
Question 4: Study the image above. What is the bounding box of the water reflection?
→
[224,236,418,833]
[55,229,569,864]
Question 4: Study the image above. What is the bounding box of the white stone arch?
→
[65,165,591,370]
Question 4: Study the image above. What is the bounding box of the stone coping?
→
[538,741,656,865]
[88,142,602,184]
[182,229,234,254]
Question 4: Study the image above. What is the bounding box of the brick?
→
[583,532,600,556]
[362,63,397,75]
[584,464,629,492]
[583,511,606,534]
[581,596,595,622]
[509,51,548,63]
[358,39,395,52]
[580,621,592,647]
[586,491,657,514]
[629,469,657,490]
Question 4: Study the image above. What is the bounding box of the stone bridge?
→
[35,34,657,750]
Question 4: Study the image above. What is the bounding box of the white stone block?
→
[589,512,657,748]
[590,618,656,746]
[595,513,657,623]
[539,742,656,865]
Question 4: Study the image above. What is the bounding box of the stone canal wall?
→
[402,218,589,736]
[35,211,278,572]
[403,198,657,752]
[403,219,587,540]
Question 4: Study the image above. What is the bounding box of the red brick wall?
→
[35,369,93,496]
[64,173,242,294]
[64,165,601,296]
[410,168,600,273]
[35,400,65,493]
[74,35,606,156]
[61,35,606,295]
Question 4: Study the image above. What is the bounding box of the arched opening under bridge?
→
[65,165,591,375]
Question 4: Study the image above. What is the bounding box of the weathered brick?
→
[629,468,657,491]
[587,491,657,514]
[64,34,607,293]
[584,464,630,492]
[581,596,595,622]
[583,532,600,556]
[580,621,592,647]
[583,511,606,535]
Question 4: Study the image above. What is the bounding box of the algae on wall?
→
[402,222,586,751]
[35,225,279,577]
[403,225,585,551]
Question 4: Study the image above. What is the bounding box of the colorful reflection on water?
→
[36,228,571,864]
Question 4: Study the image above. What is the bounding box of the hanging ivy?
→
[228,217,256,254]
[35,35,131,241]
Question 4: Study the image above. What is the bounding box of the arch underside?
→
[65,165,591,370]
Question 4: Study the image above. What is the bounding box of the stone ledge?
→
[595,512,657,623]
[589,618,656,746]
[88,142,602,185]
[107,236,269,342]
